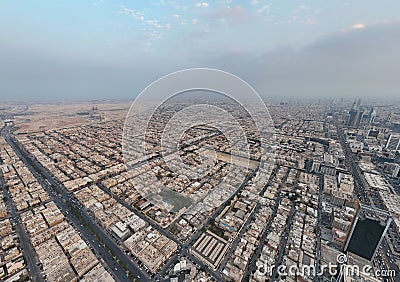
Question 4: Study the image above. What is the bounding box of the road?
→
[241,166,288,282]
[314,174,324,282]
[1,119,281,282]
[270,170,299,280]
[0,170,44,282]
[5,124,231,282]
[335,120,400,280]
[2,126,144,282]
[217,167,278,274]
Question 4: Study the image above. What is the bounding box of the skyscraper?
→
[344,204,391,261]
[368,107,376,125]
[347,99,363,128]
[386,112,393,125]
[385,134,400,151]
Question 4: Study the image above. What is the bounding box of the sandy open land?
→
[3,100,134,133]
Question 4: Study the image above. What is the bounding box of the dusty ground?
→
[2,100,133,133]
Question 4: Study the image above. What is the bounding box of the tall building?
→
[392,164,400,178]
[347,99,363,128]
[344,204,391,261]
[385,134,400,151]
[347,101,358,127]
[386,112,393,125]
[368,107,376,125]
[367,129,379,138]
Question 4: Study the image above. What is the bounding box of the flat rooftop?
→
[347,218,386,260]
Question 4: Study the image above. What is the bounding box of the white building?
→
[385,134,400,151]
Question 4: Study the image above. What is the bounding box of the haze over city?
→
[1,0,400,101]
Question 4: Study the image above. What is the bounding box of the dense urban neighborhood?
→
[0,99,399,281]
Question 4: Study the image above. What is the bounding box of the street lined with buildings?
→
[1,99,400,281]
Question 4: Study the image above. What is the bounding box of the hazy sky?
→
[1,1,400,101]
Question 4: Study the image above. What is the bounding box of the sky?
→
[1,0,400,101]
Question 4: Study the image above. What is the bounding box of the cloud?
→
[250,0,259,5]
[203,6,252,26]
[352,23,365,29]
[307,22,400,58]
[305,18,317,25]
[147,19,163,28]
[2,10,400,102]
[119,6,145,21]
[92,0,103,6]
[154,0,166,5]
[194,21,400,99]
[119,5,170,47]
[256,4,270,14]
[196,2,210,8]
[218,0,233,4]
[262,22,400,98]
[173,5,188,11]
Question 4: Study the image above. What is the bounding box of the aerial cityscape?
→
[1,0,400,282]
[0,97,400,281]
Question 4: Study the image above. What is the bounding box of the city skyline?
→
[1,1,400,101]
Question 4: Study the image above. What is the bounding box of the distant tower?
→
[386,112,393,125]
[392,164,400,178]
[355,110,364,127]
[347,99,362,127]
[352,99,358,110]
[368,107,376,125]
[356,98,361,109]
[385,134,400,151]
